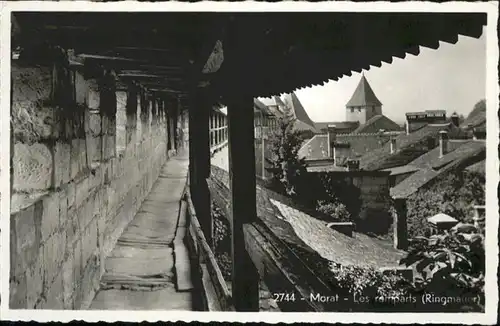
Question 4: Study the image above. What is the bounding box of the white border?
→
[0,1,498,324]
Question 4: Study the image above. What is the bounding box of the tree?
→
[265,106,313,207]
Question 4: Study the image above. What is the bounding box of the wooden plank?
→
[226,93,260,312]
[186,191,233,310]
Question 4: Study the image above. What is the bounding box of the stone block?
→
[9,273,28,309]
[43,231,65,286]
[72,238,83,286]
[75,177,90,209]
[12,65,54,142]
[62,254,75,309]
[13,142,53,192]
[77,196,93,233]
[86,135,102,164]
[87,88,100,111]
[88,112,101,137]
[10,204,39,275]
[80,254,100,306]
[88,163,103,193]
[81,221,98,269]
[59,189,69,227]
[103,135,116,160]
[54,141,71,188]
[26,248,44,308]
[40,193,60,242]
[41,269,64,309]
[75,71,87,105]
[65,207,78,249]
[70,139,81,180]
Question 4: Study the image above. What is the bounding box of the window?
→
[351,108,354,113]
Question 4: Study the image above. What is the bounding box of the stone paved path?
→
[89,150,195,310]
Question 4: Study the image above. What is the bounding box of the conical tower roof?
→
[283,92,316,129]
[346,74,382,107]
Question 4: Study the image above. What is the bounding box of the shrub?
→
[316,200,351,222]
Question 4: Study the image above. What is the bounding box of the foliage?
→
[468,99,486,120]
[406,170,485,239]
[212,202,232,280]
[265,107,313,207]
[315,172,362,222]
[400,226,484,311]
[316,200,351,222]
[329,263,414,299]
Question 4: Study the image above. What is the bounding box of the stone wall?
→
[9,59,176,309]
[314,170,393,234]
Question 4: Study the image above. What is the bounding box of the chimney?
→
[346,159,359,171]
[327,222,355,237]
[327,125,337,159]
[450,112,460,127]
[439,130,449,157]
[393,198,408,250]
[405,117,411,135]
[390,137,397,154]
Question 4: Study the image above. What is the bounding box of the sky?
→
[265,27,486,125]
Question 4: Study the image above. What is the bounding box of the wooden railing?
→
[183,180,233,311]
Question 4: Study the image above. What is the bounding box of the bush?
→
[212,201,232,281]
[316,200,351,222]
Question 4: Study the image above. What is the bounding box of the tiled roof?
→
[299,135,329,159]
[269,199,405,268]
[306,164,347,172]
[346,75,382,107]
[390,140,485,198]
[254,98,272,114]
[299,133,390,161]
[283,92,317,129]
[315,121,360,133]
[359,123,458,171]
[353,115,402,134]
[382,165,420,176]
[407,140,470,169]
[210,164,404,271]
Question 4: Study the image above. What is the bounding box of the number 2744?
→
[272,293,296,302]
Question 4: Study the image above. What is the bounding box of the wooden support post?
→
[189,87,212,247]
[227,94,260,312]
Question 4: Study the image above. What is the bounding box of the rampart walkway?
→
[89,151,195,310]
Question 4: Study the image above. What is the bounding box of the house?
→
[358,122,463,171]
[405,110,447,134]
[315,121,360,134]
[389,138,486,198]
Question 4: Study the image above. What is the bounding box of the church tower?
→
[345,74,383,125]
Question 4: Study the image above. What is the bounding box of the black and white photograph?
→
[0,1,498,324]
